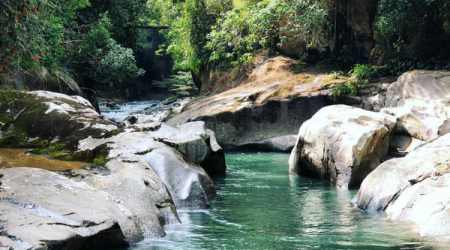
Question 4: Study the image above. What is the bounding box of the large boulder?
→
[353,133,450,240]
[78,121,221,208]
[178,121,226,174]
[289,105,397,188]
[382,70,450,141]
[0,168,131,249]
[141,147,216,209]
[0,90,119,154]
[69,154,178,241]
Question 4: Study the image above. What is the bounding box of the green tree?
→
[377,0,450,39]
[206,0,329,68]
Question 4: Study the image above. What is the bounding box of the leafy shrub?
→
[206,0,329,68]
[383,53,450,76]
[330,81,359,101]
[350,64,383,80]
[153,71,198,97]
[329,70,343,79]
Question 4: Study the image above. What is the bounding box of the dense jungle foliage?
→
[1,0,450,92]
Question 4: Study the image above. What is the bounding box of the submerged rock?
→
[353,133,450,241]
[382,70,450,141]
[289,105,396,188]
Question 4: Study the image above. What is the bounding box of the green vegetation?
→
[330,81,359,101]
[350,64,382,81]
[2,0,450,94]
[329,71,344,79]
[0,0,151,88]
[153,71,198,97]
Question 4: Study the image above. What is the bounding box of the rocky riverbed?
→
[0,66,449,249]
[0,90,225,249]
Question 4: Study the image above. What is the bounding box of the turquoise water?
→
[131,152,449,250]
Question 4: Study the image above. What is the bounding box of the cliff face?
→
[168,56,388,150]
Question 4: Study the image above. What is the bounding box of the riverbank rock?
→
[382,70,450,141]
[178,121,227,174]
[243,135,298,152]
[78,121,221,208]
[353,133,450,240]
[69,155,177,241]
[0,90,119,153]
[168,57,335,150]
[141,147,216,208]
[289,105,397,188]
[0,90,225,248]
[168,56,389,151]
[0,168,131,249]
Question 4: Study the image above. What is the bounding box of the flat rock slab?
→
[0,168,131,249]
[289,105,396,188]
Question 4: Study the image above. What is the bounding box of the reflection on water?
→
[130,152,450,250]
[0,148,89,171]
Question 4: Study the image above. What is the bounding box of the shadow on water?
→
[130,152,450,250]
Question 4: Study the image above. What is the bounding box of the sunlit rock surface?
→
[289,105,397,188]
[382,70,450,141]
[0,91,225,249]
[0,168,131,249]
[0,90,118,150]
[353,133,450,240]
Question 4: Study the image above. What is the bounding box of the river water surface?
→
[130,152,449,250]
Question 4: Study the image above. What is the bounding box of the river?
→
[99,101,448,250]
[127,152,448,250]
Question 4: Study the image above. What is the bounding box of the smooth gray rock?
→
[289,105,397,188]
[72,154,178,241]
[244,135,298,152]
[0,168,131,250]
[200,129,227,174]
[353,133,450,240]
[353,133,450,211]
[382,70,450,141]
[0,90,118,149]
[141,147,216,209]
[79,124,208,164]
[78,122,224,209]
[179,122,226,174]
